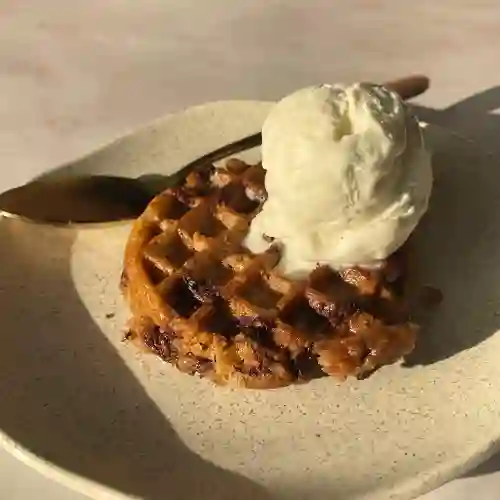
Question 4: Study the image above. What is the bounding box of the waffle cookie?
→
[121,159,417,388]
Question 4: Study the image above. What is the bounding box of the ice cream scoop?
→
[245,82,432,278]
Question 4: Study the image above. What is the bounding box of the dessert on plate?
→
[121,82,432,388]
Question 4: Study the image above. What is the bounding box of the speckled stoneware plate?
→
[1,101,500,500]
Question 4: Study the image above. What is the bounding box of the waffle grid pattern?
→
[122,159,417,388]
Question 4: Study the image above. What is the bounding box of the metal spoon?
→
[0,75,430,226]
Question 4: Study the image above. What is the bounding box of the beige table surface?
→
[1,1,500,498]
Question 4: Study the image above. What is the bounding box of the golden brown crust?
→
[121,159,417,388]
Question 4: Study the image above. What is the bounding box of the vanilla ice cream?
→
[245,82,432,278]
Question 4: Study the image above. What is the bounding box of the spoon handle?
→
[385,74,430,101]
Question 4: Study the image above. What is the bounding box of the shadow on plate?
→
[405,88,500,477]
[0,222,271,500]
[414,86,500,159]
[401,88,500,367]
[463,452,500,478]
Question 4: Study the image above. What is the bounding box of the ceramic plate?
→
[1,101,500,500]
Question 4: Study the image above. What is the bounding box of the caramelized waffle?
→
[121,159,417,388]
